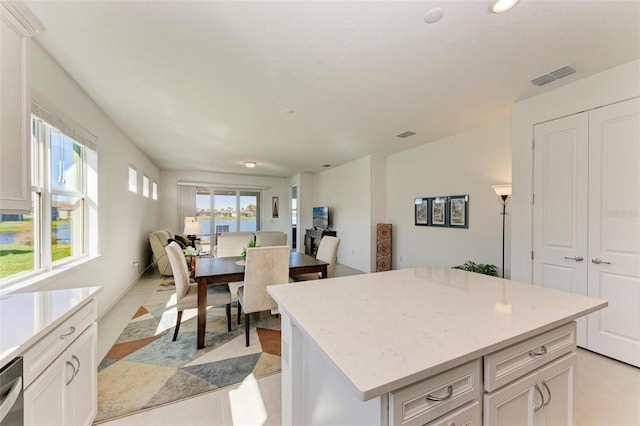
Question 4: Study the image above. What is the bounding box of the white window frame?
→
[128,166,137,194]
[0,112,98,289]
[152,181,158,200]
[142,175,150,198]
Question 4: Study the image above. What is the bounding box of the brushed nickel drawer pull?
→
[426,385,453,402]
[60,326,76,339]
[541,380,551,407]
[72,355,81,378]
[533,383,544,412]
[66,361,77,385]
[528,345,547,357]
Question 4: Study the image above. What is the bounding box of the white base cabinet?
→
[281,313,579,426]
[483,353,575,426]
[24,322,97,426]
[22,297,98,426]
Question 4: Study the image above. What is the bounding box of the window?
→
[128,166,137,193]
[178,185,262,252]
[142,175,149,198]
[0,113,98,285]
[152,181,158,200]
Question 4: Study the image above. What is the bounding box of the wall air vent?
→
[396,131,416,139]
[532,65,576,87]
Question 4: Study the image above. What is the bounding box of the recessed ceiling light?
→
[244,161,257,168]
[490,0,520,13]
[284,108,295,114]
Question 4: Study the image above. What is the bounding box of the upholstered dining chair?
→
[237,245,290,347]
[216,232,256,311]
[292,236,340,281]
[255,231,287,247]
[165,242,232,341]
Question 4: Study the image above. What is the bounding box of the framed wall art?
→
[414,198,429,226]
[431,197,448,227]
[449,195,469,228]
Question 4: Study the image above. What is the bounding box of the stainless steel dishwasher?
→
[0,357,23,426]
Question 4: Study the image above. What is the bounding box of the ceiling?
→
[26,1,640,178]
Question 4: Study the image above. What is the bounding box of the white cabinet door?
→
[484,353,575,426]
[0,2,36,212]
[65,323,97,426]
[533,113,589,346]
[24,324,97,426]
[587,97,640,367]
[23,349,68,426]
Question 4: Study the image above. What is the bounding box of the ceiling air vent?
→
[549,66,576,80]
[396,131,416,139]
[532,65,576,87]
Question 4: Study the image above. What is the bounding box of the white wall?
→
[159,170,291,234]
[314,156,375,272]
[386,120,512,274]
[29,42,161,317]
[511,60,640,282]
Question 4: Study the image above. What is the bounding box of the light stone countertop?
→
[0,286,102,368]
[268,267,607,401]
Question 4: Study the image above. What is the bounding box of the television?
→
[312,206,330,229]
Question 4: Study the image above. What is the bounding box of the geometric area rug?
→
[94,279,281,423]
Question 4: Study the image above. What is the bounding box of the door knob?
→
[591,257,611,265]
[564,256,584,262]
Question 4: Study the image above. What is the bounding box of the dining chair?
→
[292,236,340,281]
[237,245,290,347]
[165,242,232,341]
[255,231,287,247]
[216,232,255,257]
[216,232,256,314]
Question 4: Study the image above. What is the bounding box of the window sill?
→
[0,254,102,296]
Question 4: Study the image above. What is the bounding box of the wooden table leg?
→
[197,278,206,349]
[320,265,328,279]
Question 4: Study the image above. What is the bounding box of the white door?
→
[587,97,640,367]
[533,113,589,346]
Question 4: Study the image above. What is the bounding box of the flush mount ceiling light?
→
[490,0,520,13]
[244,161,257,168]
[424,7,445,24]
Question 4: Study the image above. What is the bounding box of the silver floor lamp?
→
[491,184,512,278]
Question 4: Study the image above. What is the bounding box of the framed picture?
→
[431,197,448,226]
[414,198,429,226]
[449,195,469,228]
[272,196,279,218]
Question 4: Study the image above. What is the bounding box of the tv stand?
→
[304,228,337,257]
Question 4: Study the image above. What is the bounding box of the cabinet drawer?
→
[23,299,97,388]
[390,359,481,426]
[484,322,576,392]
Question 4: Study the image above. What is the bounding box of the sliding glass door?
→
[192,187,261,250]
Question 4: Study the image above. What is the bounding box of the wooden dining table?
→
[194,251,329,349]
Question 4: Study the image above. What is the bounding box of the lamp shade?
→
[183,218,202,235]
[491,184,512,197]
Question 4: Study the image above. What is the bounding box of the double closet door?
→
[533,97,640,367]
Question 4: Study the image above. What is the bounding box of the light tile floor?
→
[97,266,640,426]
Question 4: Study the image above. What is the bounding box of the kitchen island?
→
[268,267,607,425]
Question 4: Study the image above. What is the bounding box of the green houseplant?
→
[452,260,498,276]
[241,239,258,260]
